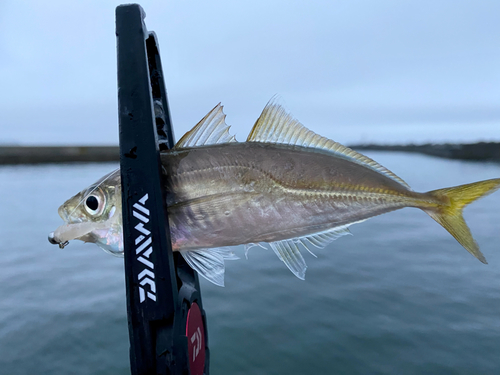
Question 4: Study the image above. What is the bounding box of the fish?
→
[49,101,500,286]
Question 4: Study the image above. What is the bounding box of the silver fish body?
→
[165,142,421,251]
[49,101,500,285]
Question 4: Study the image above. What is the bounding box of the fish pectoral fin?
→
[180,247,239,287]
[269,240,308,280]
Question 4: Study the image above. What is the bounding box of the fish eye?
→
[85,195,103,215]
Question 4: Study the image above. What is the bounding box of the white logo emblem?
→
[133,194,157,303]
[190,327,203,362]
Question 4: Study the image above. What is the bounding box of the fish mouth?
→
[58,201,86,224]
[50,202,86,248]
[51,205,74,248]
[58,203,74,223]
[48,215,119,249]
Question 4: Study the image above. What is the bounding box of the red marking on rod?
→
[186,302,205,375]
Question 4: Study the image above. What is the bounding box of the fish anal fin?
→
[268,223,362,279]
[244,242,266,259]
[247,100,410,189]
[174,103,237,149]
[302,225,354,250]
[270,240,307,280]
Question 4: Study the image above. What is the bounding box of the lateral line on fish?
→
[173,164,414,201]
[261,174,443,209]
[171,163,437,207]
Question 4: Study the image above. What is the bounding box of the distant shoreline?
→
[1,142,500,164]
[0,146,119,165]
[350,142,500,162]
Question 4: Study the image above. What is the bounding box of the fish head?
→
[49,169,124,256]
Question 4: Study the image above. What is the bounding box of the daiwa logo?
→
[133,194,157,303]
[190,327,203,362]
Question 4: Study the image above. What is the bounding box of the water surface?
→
[0,153,499,374]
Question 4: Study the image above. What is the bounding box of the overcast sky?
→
[1,0,499,145]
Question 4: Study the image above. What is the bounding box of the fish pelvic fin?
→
[425,178,500,264]
[180,247,239,287]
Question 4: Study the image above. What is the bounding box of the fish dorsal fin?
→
[174,103,237,149]
[180,247,239,287]
[247,101,410,189]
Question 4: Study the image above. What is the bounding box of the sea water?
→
[0,152,499,374]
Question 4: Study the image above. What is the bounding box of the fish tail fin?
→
[424,178,500,263]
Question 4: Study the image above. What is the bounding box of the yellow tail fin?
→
[425,178,500,264]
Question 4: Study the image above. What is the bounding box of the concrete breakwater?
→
[351,142,500,162]
[1,142,500,165]
[0,146,119,164]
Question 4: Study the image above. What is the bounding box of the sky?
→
[1,0,499,145]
